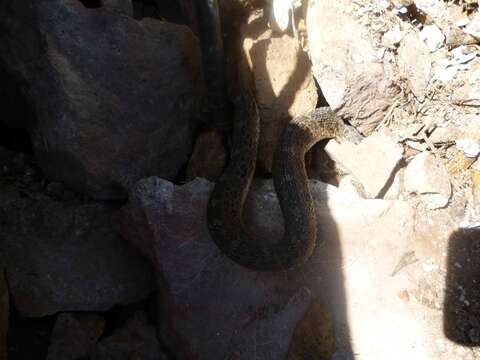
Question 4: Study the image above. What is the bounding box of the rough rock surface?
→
[93,311,166,360]
[307,0,400,135]
[185,129,226,182]
[0,185,155,317]
[325,131,404,198]
[242,11,318,172]
[119,177,418,359]
[405,152,452,209]
[0,0,204,199]
[47,313,105,360]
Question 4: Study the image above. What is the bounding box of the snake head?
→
[337,122,364,144]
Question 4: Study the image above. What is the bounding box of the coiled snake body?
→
[207,83,347,271]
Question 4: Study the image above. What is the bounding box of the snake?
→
[202,0,351,271]
[207,84,348,271]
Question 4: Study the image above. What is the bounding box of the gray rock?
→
[0,0,204,200]
[0,185,155,317]
[0,269,7,360]
[119,177,416,359]
[47,313,106,360]
[405,152,452,209]
[93,311,167,360]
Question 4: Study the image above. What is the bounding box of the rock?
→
[405,152,452,209]
[47,313,105,360]
[338,175,365,199]
[288,302,336,360]
[93,311,167,360]
[242,11,318,172]
[0,0,204,200]
[119,177,418,359]
[0,269,7,360]
[382,25,404,49]
[307,0,400,135]
[269,0,294,33]
[464,11,480,39]
[0,185,155,317]
[456,138,480,158]
[414,0,475,46]
[446,150,477,175]
[45,181,76,201]
[325,130,404,198]
[419,24,445,52]
[185,129,227,182]
[102,0,134,16]
[398,32,433,99]
[383,167,405,200]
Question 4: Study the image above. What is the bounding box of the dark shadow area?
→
[78,0,102,9]
[7,304,56,360]
[132,0,184,23]
[444,227,480,346]
[0,67,33,154]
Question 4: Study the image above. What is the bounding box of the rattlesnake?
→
[202,1,351,271]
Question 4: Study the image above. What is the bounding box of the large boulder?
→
[119,177,420,359]
[0,0,204,199]
[0,184,156,317]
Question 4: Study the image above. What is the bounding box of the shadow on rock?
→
[443,227,480,346]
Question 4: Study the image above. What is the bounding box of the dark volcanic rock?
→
[0,0,204,199]
[47,313,105,360]
[0,185,155,317]
[93,311,167,360]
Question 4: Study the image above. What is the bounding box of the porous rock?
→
[0,185,155,317]
[242,11,318,172]
[307,0,400,135]
[119,177,417,359]
[0,0,204,200]
[47,313,105,360]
